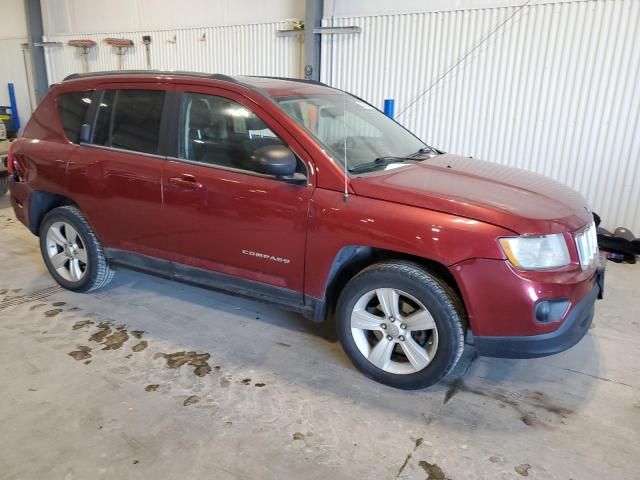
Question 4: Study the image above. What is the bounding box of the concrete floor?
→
[0,194,639,480]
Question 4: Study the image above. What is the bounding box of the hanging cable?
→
[396,0,533,120]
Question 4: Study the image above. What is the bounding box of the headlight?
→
[499,234,570,270]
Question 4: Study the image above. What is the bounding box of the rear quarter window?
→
[57,91,93,143]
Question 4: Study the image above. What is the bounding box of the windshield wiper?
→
[348,156,409,174]
[348,146,442,174]
[406,146,440,158]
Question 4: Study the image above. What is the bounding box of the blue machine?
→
[383,99,395,118]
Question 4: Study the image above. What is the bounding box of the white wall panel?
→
[43,21,303,83]
[0,0,27,39]
[0,39,35,127]
[322,0,640,232]
[324,0,579,18]
[41,0,304,35]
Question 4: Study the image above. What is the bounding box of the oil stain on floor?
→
[69,346,92,361]
[515,463,532,476]
[132,341,148,352]
[419,460,447,480]
[154,351,212,377]
[72,320,94,330]
[443,379,573,429]
[56,303,270,409]
[102,330,129,350]
[89,322,112,343]
[183,395,200,406]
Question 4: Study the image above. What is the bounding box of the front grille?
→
[575,222,598,269]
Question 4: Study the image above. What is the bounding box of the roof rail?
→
[249,75,329,87]
[63,70,239,83]
[208,73,238,83]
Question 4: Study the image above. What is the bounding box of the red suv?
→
[7,71,605,389]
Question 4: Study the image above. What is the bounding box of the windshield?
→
[275,93,427,172]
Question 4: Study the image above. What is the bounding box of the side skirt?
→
[104,248,326,322]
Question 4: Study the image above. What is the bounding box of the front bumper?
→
[473,265,603,358]
[453,255,605,358]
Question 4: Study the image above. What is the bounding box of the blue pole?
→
[383,99,395,118]
[8,83,20,132]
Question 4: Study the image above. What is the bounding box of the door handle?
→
[169,175,202,190]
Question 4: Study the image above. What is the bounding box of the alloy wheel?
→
[45,221,88,282]
[350,288,439,374]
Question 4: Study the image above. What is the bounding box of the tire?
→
[0,174,8,196]
[39,205,115,292]
[336,261,465,390]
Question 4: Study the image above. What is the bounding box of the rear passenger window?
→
[57,91,92,143]
[180,93,284,172]
[92,89,165,155]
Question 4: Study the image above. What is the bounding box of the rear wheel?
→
[336,261,465,390]
[39,206,114,292]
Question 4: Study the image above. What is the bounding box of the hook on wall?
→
[68,39,97,73]
[103,38,133,70]
[168,35,177,44]
[199,32,206,42]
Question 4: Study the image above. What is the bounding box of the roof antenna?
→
[342,92,349,202]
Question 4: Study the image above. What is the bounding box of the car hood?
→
[350,154,592,234]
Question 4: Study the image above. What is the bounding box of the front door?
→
[163,89,313,301]
[162,87,314,298]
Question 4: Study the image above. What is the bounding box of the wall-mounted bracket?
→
[313,26,362,35]
[277,25,361,37]
[33,41,63,47]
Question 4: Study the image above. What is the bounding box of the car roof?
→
[61,70,337,98]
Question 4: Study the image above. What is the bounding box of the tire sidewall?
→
[39,207,100,292]
[336,264,463,390]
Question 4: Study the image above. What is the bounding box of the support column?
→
[304,0,323,81]
[23,0,48,102]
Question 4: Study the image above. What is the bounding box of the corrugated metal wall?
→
[43,21,302,83]
[321,0,640,232]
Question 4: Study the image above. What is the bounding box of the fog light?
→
[534,299,570,323]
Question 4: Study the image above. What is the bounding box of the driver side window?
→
[180,93,284,173]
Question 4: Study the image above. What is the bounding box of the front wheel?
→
[336,261,465,390]
[39,206,115,292]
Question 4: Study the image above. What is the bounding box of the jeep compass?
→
[7,71,605,389]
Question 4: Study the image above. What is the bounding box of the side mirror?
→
[79,123,91,143]
[253,144,304,183]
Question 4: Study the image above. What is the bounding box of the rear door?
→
[67,85,170,257]
[161,86,315,295]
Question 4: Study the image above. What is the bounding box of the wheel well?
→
[324,246,465,316]
[29,191,77,235]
